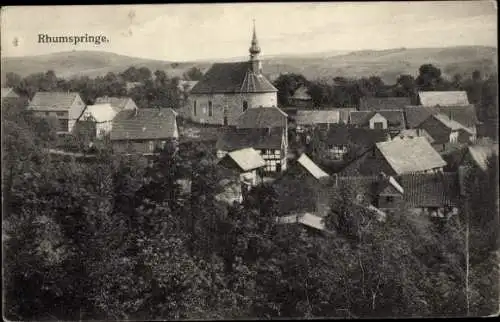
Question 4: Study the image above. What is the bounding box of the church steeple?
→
[249,20,262,74]
[249,19,261,60]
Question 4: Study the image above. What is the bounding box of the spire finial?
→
[249,19,260,58]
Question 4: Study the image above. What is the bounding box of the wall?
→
[369,113,388,129]
[186,92,278,125]
[96,121,113,139]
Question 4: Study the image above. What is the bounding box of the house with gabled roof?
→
[349,110,405,133]
[295,108,355,131]
[186,23,278,126]
[418,91,470,107]
[218,147,266,187]
[325,126,390,161]
[94,96,138,111]
[404,104,478,130]
[216,126,287,173]
[110,108,178,155]
[358,96,411,111]
[27,92,87,133]
[417,113,476,151]
[374,137,447,176]
[400,172,461,218]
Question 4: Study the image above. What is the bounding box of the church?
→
[185,23,278,126]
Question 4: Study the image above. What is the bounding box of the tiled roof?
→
[28,92,81,111]
[110,108,178,141]
[219,148,266,172]
[349,110,405,129]
[1,87,19,99]
[296,110,339,125]
[418,91,470,106]
[400,172,460,208]
[359,97,411,111]
[83,104,119,123]
[467,144,499,171]
[404,106,438,128]
[95,96,135,111]
[326,126,390,146]
[434,105,478,129]
[376,137,447,175]
[297,153,330,180]
[216,127,284,151]
[237,107,288,129]
[190,62,277,94]
[291,86,312,100]
[433,113,474,134]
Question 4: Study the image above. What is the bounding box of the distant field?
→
[1,46,497,84]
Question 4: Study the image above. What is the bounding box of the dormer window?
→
[243,100,248,112]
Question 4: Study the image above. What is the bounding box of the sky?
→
[1,2,497,61]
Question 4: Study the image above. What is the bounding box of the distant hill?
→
[1,46,497,84]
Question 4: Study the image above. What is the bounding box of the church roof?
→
[190,62,277,94]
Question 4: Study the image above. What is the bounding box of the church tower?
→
[249,20,262,75]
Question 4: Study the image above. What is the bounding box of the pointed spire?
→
[249,19,261,58]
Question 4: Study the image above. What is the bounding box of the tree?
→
[273,73,308,106]
[183,67,204,81]
[416,64,444,91]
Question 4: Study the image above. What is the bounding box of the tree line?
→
[3,66,204,111]
[272,64,498,125]
[2,102,499,320]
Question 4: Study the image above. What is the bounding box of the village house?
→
[79,103,120,139]
[374,137,447,176]
[217,147,266,202]
[289,85,312,107]
[94,96,138,111]
[325,126,390,161]
[273,153,330,218]
[416,113,476,152]
[27,92,87,133]
[401,172,460,218]
[372,174,405,211]
[110,108,179,155]
[216,127,287,173]
[358,96,412,111]
[185,23,278,126]
[417,91,470,107]
[341,136,446,177]
[349,110,405,134]
[457,142,498,196]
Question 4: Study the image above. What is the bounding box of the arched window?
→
[243,100,248,112]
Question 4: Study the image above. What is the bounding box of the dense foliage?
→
[2,63,498,319]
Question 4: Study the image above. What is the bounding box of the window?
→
[45,112,50,116]
[193,100,197,116]
[208,101,213,117]
[148,141,154,152]
[58,119,69,132]
[56,112,65,117]
[386,196,395,203]
[243,100,248,112]
[261,149,267,155]
[161,141,167,149]
[373,122,384,129]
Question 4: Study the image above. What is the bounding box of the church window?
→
[243,100,248,112]
[208,101,213,117]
